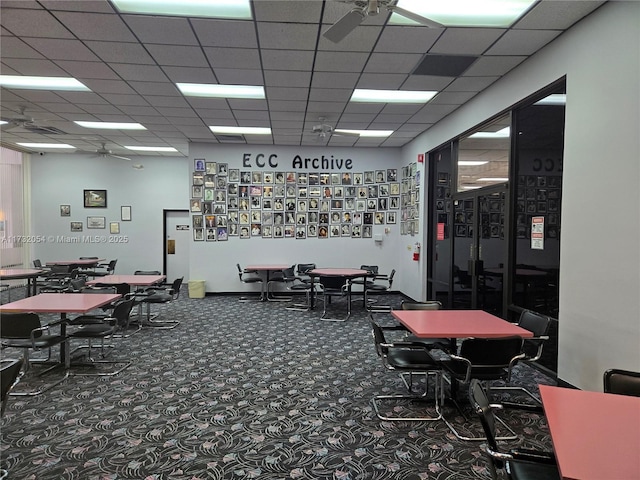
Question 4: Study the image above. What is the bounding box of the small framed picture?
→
[70,221,83,232]
[87,216,106,229]
[193,228,204,241]
[84,189,107,208]
[60,205,71,216]
[194,158,206,171]
[121,205,132,221]
[110,222,120,234]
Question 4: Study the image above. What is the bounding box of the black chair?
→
[265,265,294,302]
[36,264,73,292]
[88,259,117,278]
[277,266,313,311]
[0,358,23,480]
[469,379,560,480]
[318,275,351,322]
[351,265,378,306]
[603,369,640,397]
[364,268,396,310]
[295,263,316,285]
[399,300,456,353]
[236,264,264,301]
[0,313,69,396]
[439,336,525,441]
[68,298,134,376]
[370,316,442,421]
[135,277,183,329]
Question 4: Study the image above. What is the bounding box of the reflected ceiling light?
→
[209,126,271,135]
[177,83,265,99]
[112,0,252,19]
[535,94,566,105]
[458,160,489,166]
[461,185,482,190]
[0,75,90,91]
[17,142,76,149]
[335,129,393,137]
[470,127,510,138]
[478,177,509,182]
[350,89,437,103]
[125,146,178,152]
[75,121,146,130]
[0,121,7,125]
[389,0,536,27]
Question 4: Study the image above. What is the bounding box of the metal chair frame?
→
[236,264,264,302]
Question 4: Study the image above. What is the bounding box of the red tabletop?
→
[0,292,121,313]
[540,385,640,480]
[391,309,534,338]
[0,268,43,279]
[87,274,166,286]
[244,264,290,271]
[46,258,105,266]
[308,268,370,278]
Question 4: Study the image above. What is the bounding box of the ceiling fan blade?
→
[109,154,132,161]
[323,8,366,43]
[388,6,444,28]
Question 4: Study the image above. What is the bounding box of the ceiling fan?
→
[1,106,60,134]
[93,142,132,162]
[324,0,443,43]
[312,117,359,142]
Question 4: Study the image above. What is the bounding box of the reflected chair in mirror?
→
[68,298,134,376]
[0,313,70,396]
[135,277,183,329]
[491,310,552,409]
[603,369,640,397]
[370,315,442,422]
[399,300,456,353]
[439,336,525,441]
[364,269,396,311]
[236,264,264,302]
[265,265,294,302]
[318,275,351,322]
[470,379,560,480]
[1,358,23,480]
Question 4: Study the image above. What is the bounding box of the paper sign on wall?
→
[531,216,544,250]
[437,223,445,241]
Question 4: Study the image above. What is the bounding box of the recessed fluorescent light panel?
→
[389,0,536,27]
[335,129,393,138]
[534,94,567,106]
[125,146,178,152]
[0,75,90,91]
[470,127,510,138]
[17,143,76,149]
[112,0,252,19]
[350,89,436,104]
[177,83,265,99]
[75,121,146,130]
[478,177,509,182]
[458,161,489,166]
[209,126,271,135]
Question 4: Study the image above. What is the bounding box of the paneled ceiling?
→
[0,0,604,158]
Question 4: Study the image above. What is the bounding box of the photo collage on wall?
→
[515,174,562,240]
[191,159,400,241]
[400,162,420,236]
[435,169,452,239]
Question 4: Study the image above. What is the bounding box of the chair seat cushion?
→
[507,459,561,480]
[440,360,508,380]
[387,348,439,370]
[142,293,172,303]
[2,335,65,349]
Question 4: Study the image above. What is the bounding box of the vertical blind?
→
[0,146,25,267]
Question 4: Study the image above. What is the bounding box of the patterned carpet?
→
[1,288,557,479]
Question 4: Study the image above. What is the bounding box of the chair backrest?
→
[387,269,396,288]
[33,259,43,268]
[49,264,70,275]
[236,263,243,279]
[0,313,42,339]
[282,266,297,281]
[469,379,501,454]
[84,285,118,294]
[134,270,161,275]
[170,277,184,299]
[459,337,524,368]
[319,275,348,292]
[296,263,316,275]
[79,256,99,260]
[518,310,550,337]
[402,300,442,310]
[107,259,117,272]
[360,265,379,275]
[94,282,130,296]
[369,318,388,357]
[603,369,640,397]
[110,298,135,328]
[69,278,87,292]
[1,358,24,417]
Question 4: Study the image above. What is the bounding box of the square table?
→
[391,309,534,339]
[540,385,640,480]
[0,268,43,297]
[46,258,105,268]
[86,274,166,288]
[0,293,121,363]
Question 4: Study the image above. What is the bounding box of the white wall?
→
[403,1,640,390]
[29,154,188,273]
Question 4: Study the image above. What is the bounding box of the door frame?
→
[162,209,189,276]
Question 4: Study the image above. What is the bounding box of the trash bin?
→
[188,280,205,299]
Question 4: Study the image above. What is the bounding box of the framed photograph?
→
[87,216,106,229]
[84,189,107,208]
[70,221,83,232]
[194,158,205,171]
[60,205,71,216]
[110,222,120,234]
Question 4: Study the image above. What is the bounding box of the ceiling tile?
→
[429,91,478,105]
[22,38,101,61]
[253,0,323,23]
[1,58,68,76]
[1,36,44,59]
[265,87,309,101]
[364,53,424,74]
[515,1,605,30]
[204,47,261,69]
[53,11,137,42]
[84,41,155,64]
[311,72,360,89]
[122,15,198,45]
[317,25,383,52]
[191,19,258,48]
[375,26,441,53]
[314,51,368,72]
[127,81,181,97]
[261,49,315,71]
[257,22,319,50]
[56,60,121,80]
[356,73,406,89]
[145,44,208,68]
[263,70,311,87]
[213,68,264,85]
[463,56,527,76]
[1,8,74,38]
[430,28,506,55]
[161,66,216,84]
[485,30,562,56]
[446,76,500,92]
[82,79,137,95]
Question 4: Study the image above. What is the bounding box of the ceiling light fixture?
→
[209,126,271,135]
[177,83,265,99]
[534,94,567,105]
[350,89,437,103]
[111,0,252,19]
[0,75,90,91]
[470,127,510,138]
[75,121,146,130]
[389,0,536,27]
[478,177,509,182]
[335,129,393,137]
[458,160,489,166]
[125,146,178,152]
[16,143,76,149]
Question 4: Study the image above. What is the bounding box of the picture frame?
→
[70,221,83,232]
[60,205,71,216]
[87,216,106,229]
[84,189,107,208]
[110,222,120,234]
[121,205,132,221]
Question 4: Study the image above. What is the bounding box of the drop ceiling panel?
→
[213,68,264,85]
[430,28,507,55]
[22,38,101,61]
[191,19,258,48]
[261,49,315,71]
[1,9,74,38]
[1,37,44,59]
[146,45,209,68]
[314,51,369,72]
[485,30,562,56]
[463,56,527,76]
[82,79,138,95]
[364,53,424,74]
[515,1,605,30]
[374,26,441,53]
[53,11,137,42]
[111,63,169,82]
[84,41,155,64]
[56,60,121,80]
[204,47,261,69]
[2,58,68,76]
[122,15,199,45]
[257,22,319,50]
[253,1,323,23]
[161,66,216,84]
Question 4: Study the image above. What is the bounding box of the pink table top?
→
[46,258,105,266]
[87,274,166,286]
[0,268,43,279]
[244,264,290,271]
[0,293,121,313]
[309,268,370,277]
[391,309,534,338]
[540,385,640,480]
